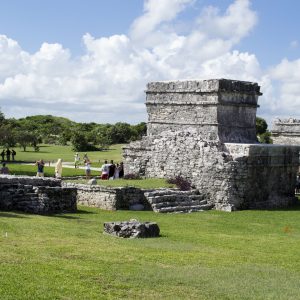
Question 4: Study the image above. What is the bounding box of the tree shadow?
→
[0,211,29,218]
[76,209,96,214]
[264,202,300,212]
[50,214,81,220]
[49,209,96,219]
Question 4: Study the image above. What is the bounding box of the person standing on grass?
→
[119,162,124,178]
[114,163,120,179]
[36,159,45,177]
[109,160,116,180]
[6,148,11,161]
[55,158,63,178]
[74,153,80,168]
[11,149,16,161]
[101,160,109,180]
[0,163,9,174]
[84,159,91,179]
[0,150,5,161]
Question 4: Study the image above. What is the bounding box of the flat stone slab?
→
[103,220,160,238]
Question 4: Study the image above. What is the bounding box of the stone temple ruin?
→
[272,118,300,145]
[123,79,300,211]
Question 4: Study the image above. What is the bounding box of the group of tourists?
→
[0,149,126,180]
[1,148,16,161]
[100,160,124,180]
[74,153,124,180]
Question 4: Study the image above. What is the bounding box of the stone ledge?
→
[146,79,262,95]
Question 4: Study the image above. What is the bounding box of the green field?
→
[5,144,124,164]
[7,164,100,178]
[67,178,174,189]
[0,206,300,299]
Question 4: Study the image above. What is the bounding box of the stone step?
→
[147,194,204,204]
[145,190,199,198]
[156,203,213,213]
[152,199,208,209]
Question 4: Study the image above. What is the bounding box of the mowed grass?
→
[7,164,100,178]
[7,165,173,187]
[1,206,300,299]
[8,144,124,164]
[67,178,175,189]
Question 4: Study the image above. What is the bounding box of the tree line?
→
[0,109,147,151]
[0,108,272,152]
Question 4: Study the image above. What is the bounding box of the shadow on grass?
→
[49,209,96,219]
[265,201,300,212]
[76,209,96,214]
[0,211,29,218]
[51,215,81,220]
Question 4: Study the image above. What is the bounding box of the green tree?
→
[107,122,135,144]
[256,117,268,135]
[0,124,16,147]
[256,117,272,144]
[15,131,38,151]
[70,131,97,151]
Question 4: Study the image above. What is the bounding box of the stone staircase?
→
[144,189,213,213]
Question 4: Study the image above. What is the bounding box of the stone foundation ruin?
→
[0,175,77,214]
[272,118,300,145]
[123,79,300,211]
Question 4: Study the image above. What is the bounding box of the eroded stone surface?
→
[103,220,160,238]
[0,175,77,214]
[272,118,300,145]
[123,79,300,211]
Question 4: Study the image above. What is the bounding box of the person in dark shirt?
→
[36,159,45,177]
[11,149,16,161]
[6,149,11,161]
[109,160,116,179]
[119,162,124,178]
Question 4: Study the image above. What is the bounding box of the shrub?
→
[167,176,192,191]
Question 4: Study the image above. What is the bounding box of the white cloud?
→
[0,0,298,125]
[263,58,300,125]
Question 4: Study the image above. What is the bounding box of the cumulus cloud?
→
[0,0,298,124]
[263,58,300,125]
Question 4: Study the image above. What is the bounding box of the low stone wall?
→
[0,175,77,214]
[64,182,219,213]
[63,183,152,211]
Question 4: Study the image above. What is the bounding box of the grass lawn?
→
[67,178,175,189]
[6,165,173,187]
[7,164,100,178]
[7,144,124,164]
[1,206,300,299]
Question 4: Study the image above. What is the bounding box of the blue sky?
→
[0,0,299,126]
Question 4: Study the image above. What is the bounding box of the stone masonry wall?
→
[146,79,261,143]
[0,176,77,214]
[124,131,299,211]
[272,118,300,145]
[63,183,151,210]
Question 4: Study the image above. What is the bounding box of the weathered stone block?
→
[103,220,160,238]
